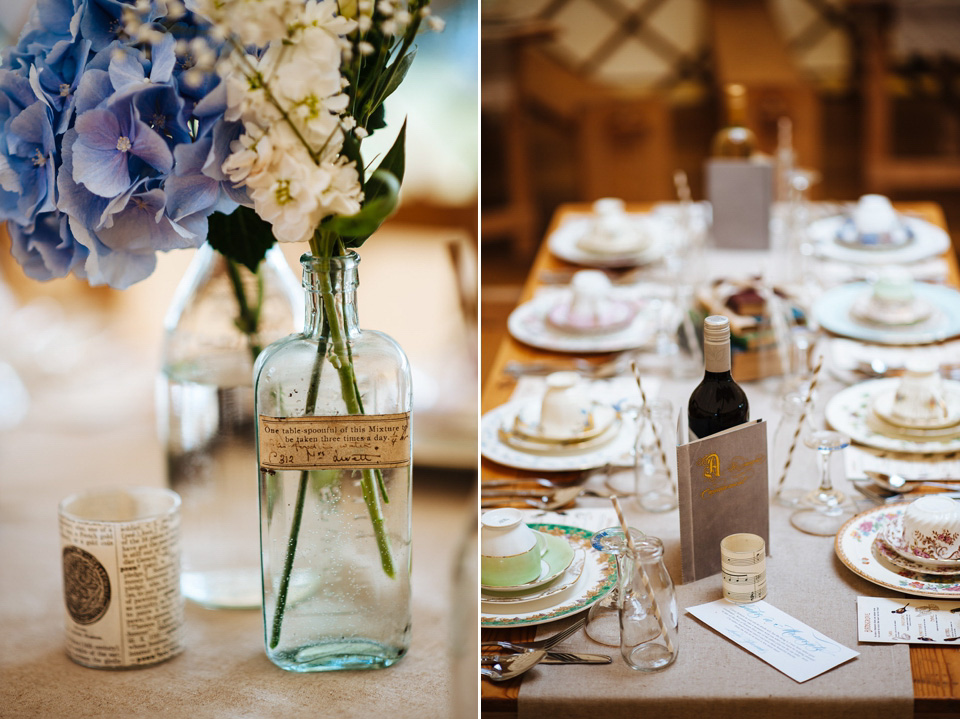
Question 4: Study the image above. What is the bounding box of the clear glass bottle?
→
[254,251,412,672]
[157,242,301,609]
[619,535,679,672]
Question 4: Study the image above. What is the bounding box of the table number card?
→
[857,597,960,645]
[688,599,860,683]
[676,420,769,583]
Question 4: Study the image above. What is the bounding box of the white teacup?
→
[540,371,591,438]
[891,359,949,426]
[480,508,545,587]
[853,194,898,236]
[577,197,648,255]
[902,495,960,561]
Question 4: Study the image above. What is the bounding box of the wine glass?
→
[585,526,645,646]
[790,429,854,536]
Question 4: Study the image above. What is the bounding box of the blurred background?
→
[480,0,960,380]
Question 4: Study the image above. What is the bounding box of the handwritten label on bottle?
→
[258,412,411,470]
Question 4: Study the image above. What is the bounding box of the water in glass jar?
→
[159,360,261,609]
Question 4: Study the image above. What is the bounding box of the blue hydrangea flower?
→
[0,0,238,289]
[0,100,57,228]
[8,210,88,281]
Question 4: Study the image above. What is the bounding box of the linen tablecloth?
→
[505,347,915,719]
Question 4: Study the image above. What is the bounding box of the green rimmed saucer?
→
[481,531,576,592]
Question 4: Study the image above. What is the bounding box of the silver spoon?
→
[480,649,548,681]
[865,470,960,493]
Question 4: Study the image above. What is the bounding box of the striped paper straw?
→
[631,361,677,496]
[774,354,825,498]
[612,496,675,655]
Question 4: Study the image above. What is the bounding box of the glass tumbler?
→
[619,535,679,672]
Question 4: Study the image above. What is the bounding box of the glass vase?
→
[254,251,413,672]
[157,242,301,609]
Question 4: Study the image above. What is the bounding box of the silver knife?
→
[482,652,611,665]
[542,651,612,664]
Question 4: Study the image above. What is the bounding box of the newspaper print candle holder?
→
[721,533,767,604]
[58,487,184,669]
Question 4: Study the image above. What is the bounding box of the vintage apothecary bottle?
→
[254,251,412,672]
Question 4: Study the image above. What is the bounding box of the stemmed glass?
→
[585,526,645,646]
[790,429,854,536]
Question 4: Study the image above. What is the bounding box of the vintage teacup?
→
[855,267,931,325]
[540,371,592,438]
[480,508,546,587]
[577,197,648,255]
[891,359,949,426]
[901,495,960,561]
[840,194,910,249]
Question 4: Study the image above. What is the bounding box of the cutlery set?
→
[480,617,610,681]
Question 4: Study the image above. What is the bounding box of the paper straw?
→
[611,496,675,655]
[774,354,825,498]
[631,361,677,496]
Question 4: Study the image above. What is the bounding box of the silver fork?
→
[485,616,587,652]
[502,351,637,379]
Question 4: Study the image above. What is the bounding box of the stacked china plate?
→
[865,362,960,444]
[480,509,618,628]
[506,270,655,354]
[497,372,621,456]
[547,198,668,268]
[875,495,960,576]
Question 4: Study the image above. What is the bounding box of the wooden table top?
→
[480,201,960,716]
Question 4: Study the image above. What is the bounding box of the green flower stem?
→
[268,313,328,650]
[223,255,264,362]
[316,255,395,577]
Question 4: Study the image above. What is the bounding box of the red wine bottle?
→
[687,315,749,439]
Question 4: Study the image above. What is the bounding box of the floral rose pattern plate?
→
[481,524,618,627]
[835,504,960,598]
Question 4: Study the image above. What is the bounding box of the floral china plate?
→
[481,524,618,626]
[872,536,960,576]
[507,294,657,354]
[481,531,577,593]
[835,504,960,598]
[545,298,639,335]
[481,401,636,472]
[809,215,950,265]
[824,379,960,454]
[547,215,669,268]
[881,515,960,569]
[872,388,960,431]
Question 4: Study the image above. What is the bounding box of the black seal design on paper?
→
[62,546,111,625]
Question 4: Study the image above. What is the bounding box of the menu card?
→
[676,420,769,583]
[688,599,860,683]
[857,597,960,645]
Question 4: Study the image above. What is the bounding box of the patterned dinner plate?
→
[547,215,670,268]
[835,504,960,598]
[824,378,960,454]
[809,215,950,265]
[481,524,618,627]
[507,295,657,354]
[481,401,636,472]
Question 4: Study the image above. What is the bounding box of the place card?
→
[676,420,769,583]
[687,599,859,683]
[857,596,960,644]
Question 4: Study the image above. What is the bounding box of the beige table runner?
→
[512,366,914,719]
